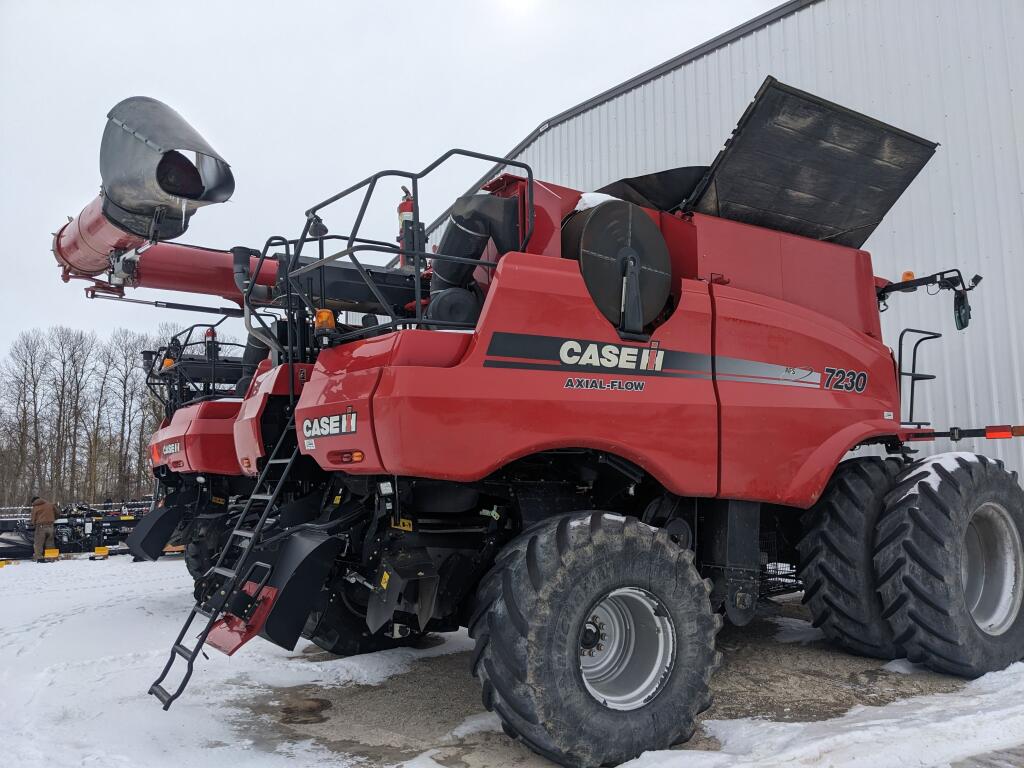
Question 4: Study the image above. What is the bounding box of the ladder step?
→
[251,493,274,500]
[268,458,291,464]
[901,372,936,381]
[149,683,173,708]
[173,643,196,661]
[232,528,257,539]
[195,603,215,618]
[211,566,236,579]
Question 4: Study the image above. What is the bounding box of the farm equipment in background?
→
[0,502,148,559]
[51,78,1023,767]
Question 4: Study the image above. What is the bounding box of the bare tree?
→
[0,326,165,506]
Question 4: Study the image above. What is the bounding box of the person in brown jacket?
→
[30,496,57,561]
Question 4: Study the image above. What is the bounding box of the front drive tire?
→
[470,512,721,768]
[874,453,1024,677]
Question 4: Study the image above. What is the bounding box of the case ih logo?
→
[161,442,181,455]
[302,407,357,438]
[484,332,683,378]
[558,340,664,372]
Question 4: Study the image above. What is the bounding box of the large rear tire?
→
[797,457,904,659]
[874,453,1024,677]
[470,512,721,767]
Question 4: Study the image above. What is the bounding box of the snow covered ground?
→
[0,557,467,768]
[3,556,1024,768]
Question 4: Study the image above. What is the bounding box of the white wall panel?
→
[438,0,1024,472]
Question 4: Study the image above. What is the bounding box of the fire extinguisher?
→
[397,185,414,268]
[204,326,218,361]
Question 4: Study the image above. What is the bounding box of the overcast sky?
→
[0,0,777,352]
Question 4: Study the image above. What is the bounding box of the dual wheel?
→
[798,453,1024,676]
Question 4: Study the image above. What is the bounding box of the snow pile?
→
[883,658,928,675]
[0,557,467,768]
[575,192,620,211]
[625,662,1024,768]
[444,712,503,741]
[910,451,982,491]
[769,616,826,644]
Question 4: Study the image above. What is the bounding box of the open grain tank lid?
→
[684,76,938,248]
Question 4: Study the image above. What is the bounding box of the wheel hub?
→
[578,587,675,711]
[961,501,1024,636]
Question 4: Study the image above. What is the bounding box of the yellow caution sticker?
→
[120,515,134,521]
[391,518,413,532]
[380,570,390,590]
[333,495,342,505]
[212,496,226,505]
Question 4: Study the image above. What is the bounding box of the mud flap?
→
[127,501,186,561]
[206,529,341,655]
[700,499,761,626]
[258,530,342,650]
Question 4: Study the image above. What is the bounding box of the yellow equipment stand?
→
[89,546,110,561]
[42,548,60,562]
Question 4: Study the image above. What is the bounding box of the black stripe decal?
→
[487,331,711,373]
[483,360,712,379]
[484,331,821,387]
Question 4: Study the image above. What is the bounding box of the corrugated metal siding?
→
[444,0,1024,472]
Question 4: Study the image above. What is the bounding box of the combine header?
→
[51,78,1024,767]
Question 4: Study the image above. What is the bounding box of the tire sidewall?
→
[531,523,712,759]
[945,463,1024,670]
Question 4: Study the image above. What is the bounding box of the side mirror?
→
[954,291,971,330]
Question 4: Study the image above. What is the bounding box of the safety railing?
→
[241,149,535,355]
[144,316,249,414]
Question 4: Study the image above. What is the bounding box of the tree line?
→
[0,324,176,508]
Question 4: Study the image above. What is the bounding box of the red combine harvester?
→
[53,78,1024,767]
[131,319,266,579]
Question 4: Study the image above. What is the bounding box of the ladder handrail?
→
[148,411,300,710]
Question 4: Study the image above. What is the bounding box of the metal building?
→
[432,0,1024,470]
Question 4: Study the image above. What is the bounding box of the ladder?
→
[148,416,299,710]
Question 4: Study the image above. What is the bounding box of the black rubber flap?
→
[686,76,937,247]
[259,529,342,651]
[562,201,671,328]
[126,501,185,561]
[596,166,707,212]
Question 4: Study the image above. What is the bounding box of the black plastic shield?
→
[126,501,186,561]
[257,530,342,651]
[686,77,937,248]
[596,166,707,212]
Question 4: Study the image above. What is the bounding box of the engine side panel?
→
[369,254,719,496]
[713,284,900,507]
